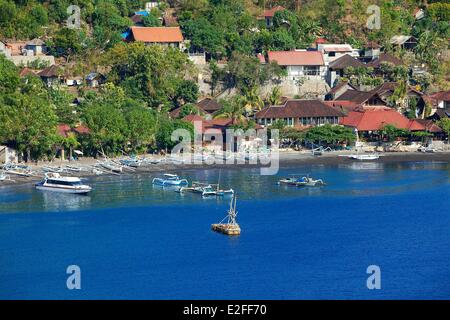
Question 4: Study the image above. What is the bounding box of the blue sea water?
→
[0,161,449,299]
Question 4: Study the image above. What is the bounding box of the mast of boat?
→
[217,170,221,192]
[227,194,238,225]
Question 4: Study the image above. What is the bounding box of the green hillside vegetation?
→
[0,0,449,160]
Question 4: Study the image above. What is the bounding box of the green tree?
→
[0,55,20,94]
[214,96,246,125]
[305,124,355,145]
[50,27,82,60]
[437,118,450,137]
[265,86,283,106]
[381,124,408,142]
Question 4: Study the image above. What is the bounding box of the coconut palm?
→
[388,80,408,112]
[265,86,283,106]
[242,86,264,115]
[214,96,247,125]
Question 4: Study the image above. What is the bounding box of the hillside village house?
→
[38,65,63,87]
[427,91,450,110]
[327,54,365,87]
[267,50,326,81]
[327,82,427,115]
[425,91,450,121]
[316,43,359,64]
[85,72,106,88]
[169,98,223,119]
[255,99,345,128]
[390,35,418,51]
[127,26,184,49]
[0,39,54,66]
[360,41,382,63]
[258,6,285,27]
[25,38,47,55]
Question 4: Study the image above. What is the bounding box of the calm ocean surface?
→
[0,161,449,299]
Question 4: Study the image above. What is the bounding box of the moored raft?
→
[211,223,241,235]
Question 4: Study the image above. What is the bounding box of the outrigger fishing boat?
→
[296,175,326,187]
[201,184,234,197]
[119,157,142,167]
[349,153,380,160]
[278,174,326,187]
[345,153,381,160]
[2,163,34,177]
[178,181,234,197]
[152,173,188,186]
[0,172,14,183]
[211,194,241,236]
[97,160,123,173]
[35,173,92,194]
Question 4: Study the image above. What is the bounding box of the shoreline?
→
[1,151,449,187]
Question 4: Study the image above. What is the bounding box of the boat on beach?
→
[35,173,92,194]
[97,160,123,173]
[119,157,142,167]
[152,173,188,186]
[0,172,14,183]
[211,194,241,236]
[1,163,34,177]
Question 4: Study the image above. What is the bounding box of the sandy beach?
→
[1,151,449,187]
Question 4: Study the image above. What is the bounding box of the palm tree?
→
[242,87,264,116]
[265,86,283,106]
[214,97,247,125]
[388,80,408,112]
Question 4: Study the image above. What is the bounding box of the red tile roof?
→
[407,119,425,131]
[263,6,285,17]
[340,108,426,131]
[19,67,37,77]
[314,38,328,44]
[182,115,234,134]
[57,123,90,137]
[324,100,362,112]
[322,45,353,53]
[268,51,324,66]
[255,100,345,119]
[429,91,450,101]
[413,119,443,133]
[73,124,90,134]
[57,124,71,138]
[130,27,183,43]
[257,53,266,64]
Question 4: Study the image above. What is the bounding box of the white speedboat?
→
[35,173,92,194]
[348,153,380,160]
[152,173,188,186]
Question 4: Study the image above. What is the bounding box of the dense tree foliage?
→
[105,43,198,109]
[0,0,449,160]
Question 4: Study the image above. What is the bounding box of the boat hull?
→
[36,185,92,194]
[152,178,188,186]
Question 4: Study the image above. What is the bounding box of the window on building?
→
[304,66,320,76]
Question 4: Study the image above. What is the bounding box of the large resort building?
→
[255,100,345,128]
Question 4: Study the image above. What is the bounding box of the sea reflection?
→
[41,191,91,211]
